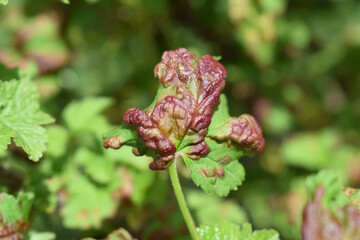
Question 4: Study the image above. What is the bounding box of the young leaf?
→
[0,0,8,5]
[0,77,54,161]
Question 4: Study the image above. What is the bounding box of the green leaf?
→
[82,228,136,240]
[61,168,122,229]
[306,170,348,210]
[281,130,338,170]
[74,148,115,184]
[63,97,113,134]
[103,123,141,146]
[181,138,244,197]
[198,221,240,240]
[207,94,231,136]
[105,145,152,171]
[0,0,8,5]
[187,189,248,225]
[0,194,22,223]
[259,0,286,14]
[0,192,34,224]
[197,221,279,240]
[239,223,280,240]
[28,231,56,240]
[129,168,155,206]
[46,125,69,158]
[60,0,70,4]
[0,78,54,161]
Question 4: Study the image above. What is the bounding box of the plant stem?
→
[168,156,200,240]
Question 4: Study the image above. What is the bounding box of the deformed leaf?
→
[302,171,360,240]
[104,48,264,196]
[305,170,348,211]
[181,138,245,197]
[208,94,265,154]
[104,123,147,150]
[0,77,54,161]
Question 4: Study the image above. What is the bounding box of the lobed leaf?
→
[0,192,34,224]
[197,221,279,240]
[0,76,54,161]
[181,138,245,197]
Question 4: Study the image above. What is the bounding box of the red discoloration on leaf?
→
[302,186,339,240]
[123,108,176,154]
[196,55,226,104]
[0,224,17,239]
[215,166,225,178]
[105,48,263,170]
[150,96,192,144]
[229,114,265,153]
[0,13,69,75]
[0,219,29,240]
[190,89,221,132]
[186,141,210,159]
[218,156,232,165]
[103,136,124,149]
[210,114,265,154]
[200,167,211,178]
[154,48,196,87]
[302,186,360,240]
[123,107,176,170]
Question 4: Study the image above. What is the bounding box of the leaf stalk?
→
[168,156,200,240]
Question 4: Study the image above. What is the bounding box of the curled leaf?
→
[208,114,265,154]
[103,48,264,195]
[302,171,360,240]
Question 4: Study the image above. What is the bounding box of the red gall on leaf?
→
[209,114,265,154]
[104,48,264,170]
[302,186,360,240]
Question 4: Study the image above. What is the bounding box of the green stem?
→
[168,157,200,240]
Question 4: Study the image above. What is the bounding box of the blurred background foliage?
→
[1,0,360,239]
